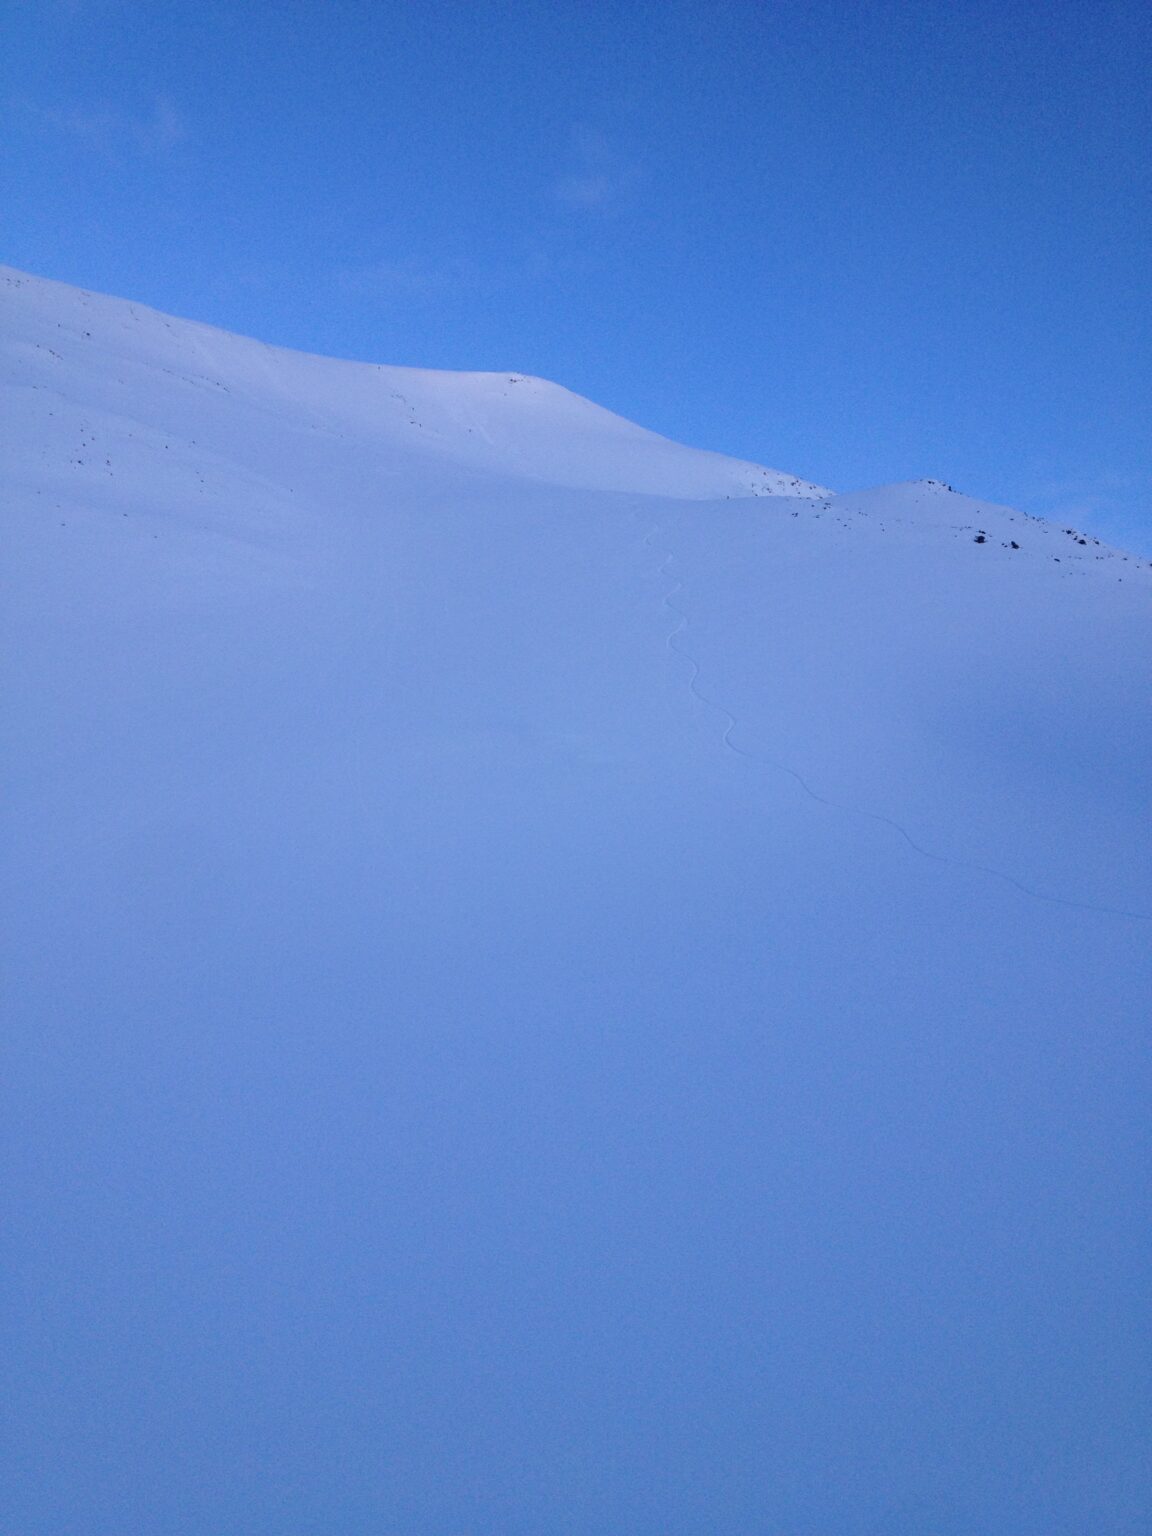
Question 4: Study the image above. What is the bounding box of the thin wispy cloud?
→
[16,0,129,18]
[1017,467,1151,554]
[12,0,89,14]
[19,92,188,157]
[552,127,640,210]
[1022,468,1139,516]
[338,259,455,301]
[337,248,555,306]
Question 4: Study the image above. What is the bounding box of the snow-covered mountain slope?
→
[0,265,826,502]
[3,267,1150,1536]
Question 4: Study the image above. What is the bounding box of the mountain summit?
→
[3,265,1150,1535]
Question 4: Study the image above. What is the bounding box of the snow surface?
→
[2,265,1150,1535]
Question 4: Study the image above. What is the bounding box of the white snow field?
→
[2,265,1150,1535]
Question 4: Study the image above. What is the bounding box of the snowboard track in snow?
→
[641,525,1152,924]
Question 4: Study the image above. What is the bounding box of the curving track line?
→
[641,523,1151,923]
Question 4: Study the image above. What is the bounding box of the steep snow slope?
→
[2,268,1150,1536]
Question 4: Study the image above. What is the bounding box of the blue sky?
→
[4,0,1150,549]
